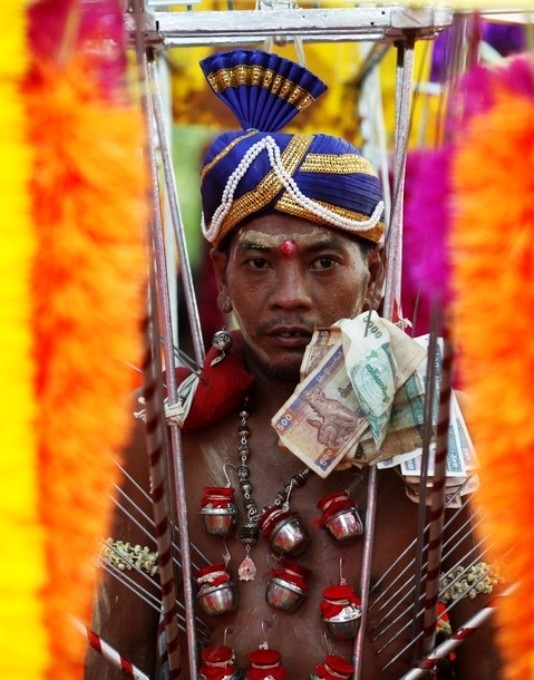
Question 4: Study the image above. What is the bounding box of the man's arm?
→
[84,410,161,680]
[442,502,503,679]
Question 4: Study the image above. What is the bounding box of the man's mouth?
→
[267,326,313,348]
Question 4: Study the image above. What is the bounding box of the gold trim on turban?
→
[275,194,385,243]
[211,134,313,244]
[299,153,378,177]
[205,65,319,113]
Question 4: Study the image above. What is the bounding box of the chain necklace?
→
[235,397,310,581]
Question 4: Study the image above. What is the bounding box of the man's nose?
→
[270,265,312,310]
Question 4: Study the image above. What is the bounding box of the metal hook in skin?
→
[322,630,333,655]
[223,626,234,648]
[259,619,273,649]
[283,479,296,511]
[222,538,231,568]
[339,557,347,586]
[346,472,364,496]
[223,462,236,487]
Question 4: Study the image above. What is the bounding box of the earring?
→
[219,293,233,314]
[210,328,233,366]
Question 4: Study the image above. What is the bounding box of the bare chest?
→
[181,419,422,678]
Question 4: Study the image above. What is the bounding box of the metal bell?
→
[200,486,238,537]
[265,558,310,613]
[265,576,307,613]
[317,491,364,545]
[196,563,237,616]
[197,581,237,616]
[200,505,238,536]
[260,508,309,557]
[247,648,285,679]
[199,645,243,680]
[323,506,363,545]
[321,612,361,641]
[320,585,362,641]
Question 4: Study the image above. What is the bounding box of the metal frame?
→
[129,5,460,678]
[126,6,453,47]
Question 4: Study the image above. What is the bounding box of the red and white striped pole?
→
[141,291,183,680]
[421,329,453,656]
[401,602,497,679]
[75,620,150,680]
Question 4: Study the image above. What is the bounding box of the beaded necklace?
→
[235,397,311,581]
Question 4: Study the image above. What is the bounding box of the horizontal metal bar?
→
[125,6,453,47]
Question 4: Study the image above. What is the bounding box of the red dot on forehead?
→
[279,239,297,257]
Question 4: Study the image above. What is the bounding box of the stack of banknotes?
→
[271,312,478,507]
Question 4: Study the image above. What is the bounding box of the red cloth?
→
[195,563,230,586]
[199,666,235,680]
[320,585,361,618]
[270,558,310,590]
[316,491,356,527]
[314,654,354,679]
[170,331,254,433]
[248,649,286,679]
[201,486,235,507]
[199,646,237,680]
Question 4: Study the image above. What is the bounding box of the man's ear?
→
[210,248,232,314]
[363,245,386,312]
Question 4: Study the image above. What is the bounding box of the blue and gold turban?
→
[199,49,385,248]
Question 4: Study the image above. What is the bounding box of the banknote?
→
[398,335,466,479]
[399,418,465,477]
[272,343,369,478]
[403,472,480,507]
[346,371,426,466]
[413,333,443,423]
[338,312,426,450]
[404,483,463,508]
[300,327,342,380]
[450,390,478,470]
[338,312,427,392]
[367,332,480,507]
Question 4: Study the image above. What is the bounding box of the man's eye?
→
[312,256,336,270]
[247,257,269,269]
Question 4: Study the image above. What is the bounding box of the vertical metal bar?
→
[142,285,183,679]
[421,327,453,655]
[145,52,200,678]
[353,43,414,671]
[352,465,378,679]
[148,55,206,367]
[382,37,415,321]
[129,7,186,677]
[409,315,439,659]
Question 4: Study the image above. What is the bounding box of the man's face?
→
[211,214,379,381]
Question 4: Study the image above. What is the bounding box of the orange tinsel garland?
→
[26,54,149,679]
[451,91,534,678]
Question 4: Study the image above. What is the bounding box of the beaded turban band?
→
[199,49,385,248]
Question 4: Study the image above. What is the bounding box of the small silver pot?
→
[200,505,237,537]
[269,515,309,557]
[197,581,237,616]
[323,507,363,545]
[266,576,307,613]
[322,609,362,640]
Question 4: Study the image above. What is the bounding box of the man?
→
[86,49,501,679]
